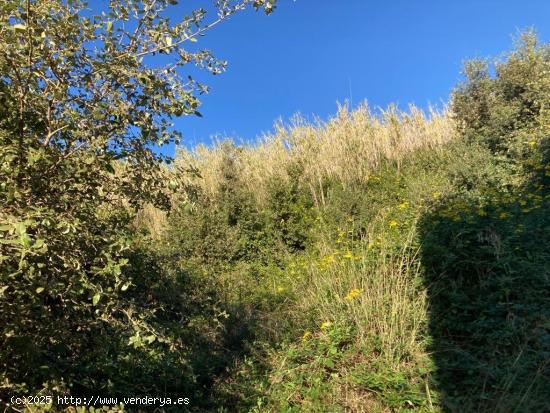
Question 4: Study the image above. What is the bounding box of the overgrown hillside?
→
[1,7,549,411]
[133,33,549,412]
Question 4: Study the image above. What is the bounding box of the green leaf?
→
[0,239,18,245]
[20,233,32,248]
[14,222,26,235]
[36,287,45,294]
[92,293,101,305]
[129,334,142,348]
[33,239,46,249]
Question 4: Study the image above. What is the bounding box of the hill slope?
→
[139,33,549,412]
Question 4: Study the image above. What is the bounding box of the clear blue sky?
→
[162,1,550,153]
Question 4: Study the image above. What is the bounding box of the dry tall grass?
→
[174,102,455,207]
[292,221,427,366]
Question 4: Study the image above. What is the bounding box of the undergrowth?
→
[5,32,550,413]
[141,32,550,412]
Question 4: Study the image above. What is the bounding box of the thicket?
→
[0,0,276,410]
[150,32,548,412]
[1,2,549,411]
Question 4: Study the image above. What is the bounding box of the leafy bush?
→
[417,30,550,412]
[0,0,276,407]
[2,5,549,410]
[452,31,550,158]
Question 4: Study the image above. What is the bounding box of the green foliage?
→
[2,9,549,412]
[242,322,434,413]
[164,144,316,276]
[265,163,316,252]
[0,0,276,406]
[418,30,550,412]
[162,32,550,413]
[419,167,550,411]
[452,30,550,158]
[204,37,550,409]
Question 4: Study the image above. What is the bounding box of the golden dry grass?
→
[173,102,455,207]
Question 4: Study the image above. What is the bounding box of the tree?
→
[0,0,276,400]
[452,30,550,157]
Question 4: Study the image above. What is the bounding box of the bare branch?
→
[43,124,68,147]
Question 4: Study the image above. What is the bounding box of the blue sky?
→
[162,0,550,153]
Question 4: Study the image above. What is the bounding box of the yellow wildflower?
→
[527,140,537,147]
[320,321,332,330]
[398,201,409,210]
[301,331,312,341]
[345,288,362,301]
[389,220,398,228]
[276,286,285,293]
[327,254,336,264]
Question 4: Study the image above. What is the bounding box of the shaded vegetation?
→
[1,2,549,411]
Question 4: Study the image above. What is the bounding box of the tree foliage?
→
[452,30,550,158]
[0,0,275,400]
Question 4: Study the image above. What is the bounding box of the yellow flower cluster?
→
[320,321,332,330]
[342,251,353,259]
[431,186,550,224]
[318,248,362,270]
[301,320,335,343]
[318,252,338,270]
[345,288,362,301]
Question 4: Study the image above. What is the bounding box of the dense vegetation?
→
[1,1,549,411]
